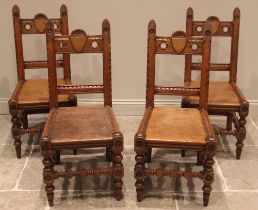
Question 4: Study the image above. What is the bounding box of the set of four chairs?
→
[8,5,248,207]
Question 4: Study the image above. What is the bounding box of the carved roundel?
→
[70,29,87,53]
[206,16,220,35]
[171,31,187,54]
[34,13,48,33]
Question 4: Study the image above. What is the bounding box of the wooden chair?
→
[134,20,216,206]
[41,20,124,206]
[8,5,77,159]
[181,7,249,160]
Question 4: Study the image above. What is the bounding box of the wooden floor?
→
[0,114,258,210]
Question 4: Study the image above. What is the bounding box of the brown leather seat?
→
[50,107,113,146]
[146,107,206,145]
[187,81,240,108]
[18,79,70,106]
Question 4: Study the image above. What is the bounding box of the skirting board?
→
[1,98,258,116]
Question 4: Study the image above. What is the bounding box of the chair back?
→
[184,7,240,83]
[146,20,212,109]
[46,19,112,108]
[12,5,71,81]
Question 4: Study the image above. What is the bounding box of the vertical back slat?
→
[12,5,25,81]
[146,20,156,108]
[102,19,112,107]
[199,25,212,109]
[60,5,71,80]
[229,8,240,82]
[46,23,58,108]
[184,7,193,83]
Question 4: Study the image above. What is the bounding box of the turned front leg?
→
[235,102,248,159]
[202,141,216,207]
[134,134,145,202]
[9,102,22,159]
[202,156,214,206]
[43,156,55,206]
[112,132,124,200]
[235,115,246,159]
[41,139,55,206]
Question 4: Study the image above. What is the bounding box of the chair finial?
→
[102,19,110,33]
[60,4,68,17]
[12,5,20,17]
[148,20,156,35]
[186,7,193,20]
[233,7,240,20]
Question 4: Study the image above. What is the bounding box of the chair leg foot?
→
[136,186,144,202]
[15,146,22,159]
[202,156,214,207]
[114,179,123,201]
[236,148,241,160]
[46,185,55,207]
[43,157,55,207]
[235,116,246,160]
[203,192,210,207]
[11,113,22,159]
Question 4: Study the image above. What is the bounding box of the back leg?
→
[226,113,233,131]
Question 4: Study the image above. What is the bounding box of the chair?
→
[181,7,249,159]
[8,5,77,159]
[134,20,216,206]
[41,20,124,206]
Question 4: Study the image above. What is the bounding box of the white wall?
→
[1,0,258,115]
